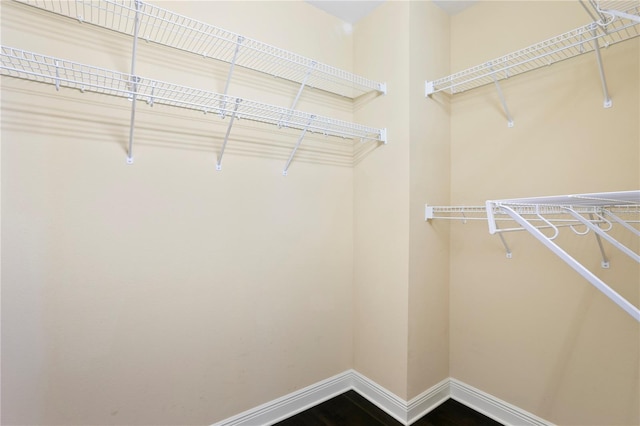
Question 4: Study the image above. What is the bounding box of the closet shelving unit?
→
[13,0,387,99]
[425,1,640,125]
[4,0,387,173]
[425,191,640,322]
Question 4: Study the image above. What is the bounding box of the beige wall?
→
[353,0,412,399]
[1,1,359,424]
[449,2,639,425]
[407,0,451,400]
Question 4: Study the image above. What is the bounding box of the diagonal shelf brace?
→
[279,61,317,127]
[591,26,612,108]
[127,0,141,165]
[490,66,514,127]
[496,204,640,323]
[588,213,610,268]
[216,98,242,171]
[220,35,244,118]
[283,115,315,176]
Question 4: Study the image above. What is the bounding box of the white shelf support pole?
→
[592,26,612,108]
[220,35,244,118]
[499,204,640,323]
[127,0,141,165]
[489,67,514,127]
[589,213,610,268]
[279,61,317,127]
[290,61,316,112]
[283,115,315,176]
[494,221,513,259]
[216,98,241,171]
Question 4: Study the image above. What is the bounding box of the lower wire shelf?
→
[0,45,387,172]
[426,191,640,322]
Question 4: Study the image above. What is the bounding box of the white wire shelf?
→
[0,46,386,143]
[426,191,640,322]
[425,3,640,95]
[14,0,386,99]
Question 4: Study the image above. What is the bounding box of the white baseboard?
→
[210,371,352,426]
[450,379,554,426]
[211,371,553,426]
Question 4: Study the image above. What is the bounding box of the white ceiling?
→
[305,0,478,24]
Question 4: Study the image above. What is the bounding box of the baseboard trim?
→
[211,371,352,426]
[350,371,409,424]
[406,378,450,425]
[211,371,554,426]
[450,379,554,426]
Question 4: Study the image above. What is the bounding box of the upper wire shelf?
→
[0,46,386,142]
[425,3,640,95]
[13,0,386,99]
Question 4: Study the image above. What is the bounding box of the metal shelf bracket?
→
[591,25,613,108]
[126,0,141,165]
[216,98,242,171]
[489,65,514,127]
[283,116,315,176]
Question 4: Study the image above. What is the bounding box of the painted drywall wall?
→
[353,0,412,400]
[1,1,364,424]
[407,0,451,400]
[448,2,639,425]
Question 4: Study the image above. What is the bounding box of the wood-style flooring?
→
[274,390,503,426]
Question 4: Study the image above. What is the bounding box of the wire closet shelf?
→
[425,2,640,95]
[13,0,386,98]
[426,191,640,322]
[0,46,385,143]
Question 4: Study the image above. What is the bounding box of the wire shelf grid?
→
[0,46,385,142]
[14,0,386,98]
[426,3,640,95]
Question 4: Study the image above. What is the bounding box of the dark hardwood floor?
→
[274,390,503,426]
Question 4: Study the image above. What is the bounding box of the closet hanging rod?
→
[13,0,387,99]
[425,3,639,95]
[0,46,386,144]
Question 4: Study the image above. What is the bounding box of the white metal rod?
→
[592,27,613,108]
[494,220,512,258]
[216,98,241,171]
[280,61,317,127]
[490,70,514,127]
[500,205,640,322]
[589,213,610,268]
[290,62,316,111]
[220,35,244,118]
[127,0,141,164]
[603,210,640,237]
[283,116,314,176]
[563,207,640,263]
[54,60,60,91]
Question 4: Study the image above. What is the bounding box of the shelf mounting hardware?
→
[283,115,315,176]
[489,65,514,127]
[220,35,244,118]
[216,98,242,171]
[589,213,611,268]
[591,25,613,108]
[280,61,318,127]
[127,0,141,165]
